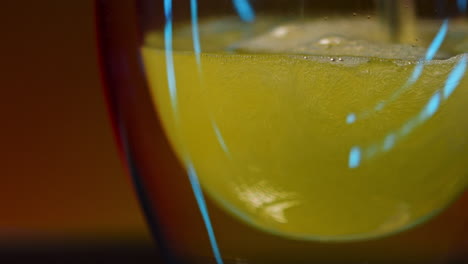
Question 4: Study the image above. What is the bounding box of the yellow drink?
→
[142,17,468,241]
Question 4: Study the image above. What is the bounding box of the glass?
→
[95,0,468,263]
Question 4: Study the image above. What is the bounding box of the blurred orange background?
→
[0,1,467,263]
[0,0,151,244]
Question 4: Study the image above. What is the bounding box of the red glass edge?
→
[93,0,129,172]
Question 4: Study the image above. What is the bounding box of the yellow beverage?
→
[141,17,468,241]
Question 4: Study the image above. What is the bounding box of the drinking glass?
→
[95,0,468,263]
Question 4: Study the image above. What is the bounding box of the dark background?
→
[0,0,160,262]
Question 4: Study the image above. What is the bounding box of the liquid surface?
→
[142,16,468,241]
